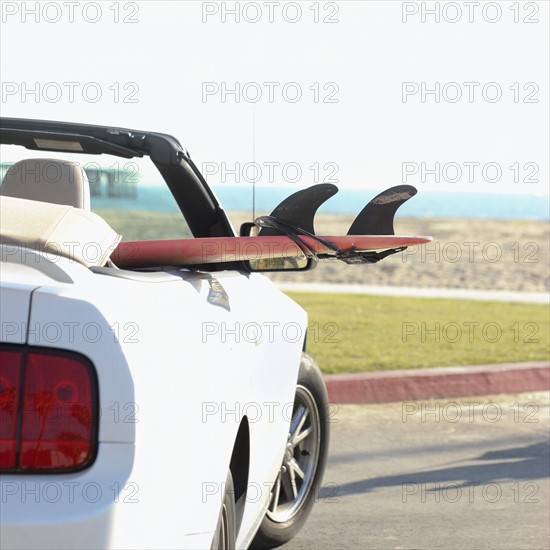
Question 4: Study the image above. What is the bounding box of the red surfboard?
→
[113,235,432,269]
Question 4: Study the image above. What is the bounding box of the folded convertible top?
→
[0,196,121,268]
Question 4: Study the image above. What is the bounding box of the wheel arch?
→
[229,416,250,536]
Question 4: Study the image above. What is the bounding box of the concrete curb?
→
[324,361,550,403]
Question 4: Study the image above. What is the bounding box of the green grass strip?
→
[286,292,550,374]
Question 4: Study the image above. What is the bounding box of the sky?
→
[1,0,548,195]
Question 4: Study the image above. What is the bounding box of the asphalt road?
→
[282,392,550,550]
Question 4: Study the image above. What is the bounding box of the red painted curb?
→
[323,362,550,403]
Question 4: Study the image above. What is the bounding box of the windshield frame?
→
[0,117,236,241]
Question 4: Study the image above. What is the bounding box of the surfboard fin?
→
[347,185,417,235]
[258,183,338,236]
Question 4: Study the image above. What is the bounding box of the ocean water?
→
[215,187,550,220]
[91,185,550,220]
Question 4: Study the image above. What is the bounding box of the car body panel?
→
[0,246,306,549]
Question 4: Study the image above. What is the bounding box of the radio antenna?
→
[252,104,256,220]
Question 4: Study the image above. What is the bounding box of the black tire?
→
[252,353,330,549]
[211,471,237,550]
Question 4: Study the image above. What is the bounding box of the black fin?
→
[347,185,417,235]
[259,183,339,236]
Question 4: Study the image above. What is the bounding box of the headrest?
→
[1,158,91,210]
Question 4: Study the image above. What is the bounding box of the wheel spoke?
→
[269,476,281,513]
[292,425,312,447]
[289,464,298,500]
[290,407,309,441]
[291,458,305,480]
[281,468,294,501]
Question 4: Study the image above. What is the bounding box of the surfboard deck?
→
[113,235,432,268]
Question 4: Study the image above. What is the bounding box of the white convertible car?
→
[0,118,331,549]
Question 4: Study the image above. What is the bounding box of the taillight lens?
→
[0,350,22,468]
[0,347,97,472]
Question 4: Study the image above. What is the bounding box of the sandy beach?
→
[227,212,550,293]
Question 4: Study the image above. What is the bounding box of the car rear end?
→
[0,250,138,549]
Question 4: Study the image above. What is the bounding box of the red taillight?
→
[0,350,22,469]
[0,347,97,473]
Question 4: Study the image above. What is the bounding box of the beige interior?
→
[0,158,91,210]
[0,158,120,268]
[0,196,121,268]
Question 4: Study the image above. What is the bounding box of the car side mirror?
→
[239,222,313,272]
